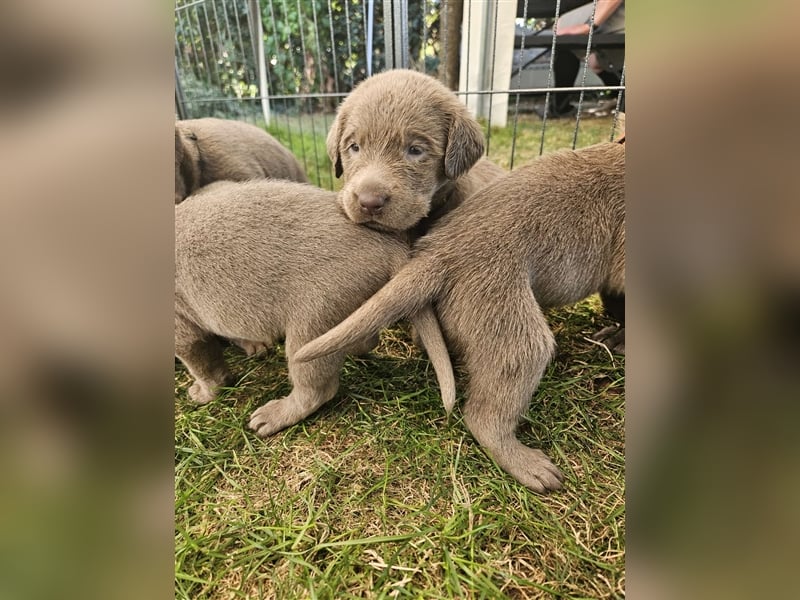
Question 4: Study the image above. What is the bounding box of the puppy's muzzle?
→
[357,191,388,215]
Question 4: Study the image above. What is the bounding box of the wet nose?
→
[357,191,388,215]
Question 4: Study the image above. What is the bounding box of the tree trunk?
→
[441,0,463,91]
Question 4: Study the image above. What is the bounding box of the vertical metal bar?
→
[256,1,277,121]
[441,0,448,81]
[175,60,188,120]
[230,1,248,81]
[182,7,202,83]
[219,0,236,63]
[485,0,500,155]
[295,0,309,80]
[311,1,326,91]
[326,0,341,93]
[279,0,309,174]
[248,0,271,126]
[225,0,249,116]
[210,1,223,60]
[202,2,220,84]
[537,0,564,158]
[246,0,258,73]
[295,0,321,185]
[571,0,599,149]
[421,0,428,70]
[279,0,297,91]
[510,0,532,169]
[298,0,324,182]
[610,63,626,141]
[394,0,408,68]
[366,0,375,76]
[325,0,340,189]
[192,6,213,86]
[174,11,188,74]
[266,0,284,94]
[383,0,394,70]
[464,0,472,103]
[343,0,355,86]
[266,0,296,155]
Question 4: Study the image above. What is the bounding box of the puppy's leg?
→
[348,334,379,357]
[594,291,625,354]
[600,290,625,324]
[175,317,233,405]
[460,296,563,492]
[248,333,343,437]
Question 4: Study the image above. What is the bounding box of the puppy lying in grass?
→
[175,179,454,436]
[295,140,625,492]
[175,118,308,204]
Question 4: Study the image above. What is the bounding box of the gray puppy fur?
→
[295,141,625,493]
[175,118,308,204]
[175,179,455,435]
[327,69,505,235]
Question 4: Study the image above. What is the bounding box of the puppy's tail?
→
[408,305,456,414]
[294,259,455,410]
[295,260,438,362]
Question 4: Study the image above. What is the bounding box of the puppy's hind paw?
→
[592,325,625,355]
[188,381,217,405]
[496,446,564,493]
[232,338,270,356]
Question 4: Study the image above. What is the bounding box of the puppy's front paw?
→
[248,398,301,437]
[188,381,217,405]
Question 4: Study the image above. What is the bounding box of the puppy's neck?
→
[431,178,462,217]
[402,179,457,240]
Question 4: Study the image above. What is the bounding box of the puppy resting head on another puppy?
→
[327,69,487,232]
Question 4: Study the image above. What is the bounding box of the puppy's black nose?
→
[358,192,388,215]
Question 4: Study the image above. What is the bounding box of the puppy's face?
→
[328,71,484,232]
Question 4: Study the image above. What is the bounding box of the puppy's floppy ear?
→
[175,124,201,203]
[175,127,186,203]
[326,108,345,178]
[444,110,485,179]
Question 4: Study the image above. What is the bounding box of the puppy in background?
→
[175,118,308,203]
[295,140,625,493]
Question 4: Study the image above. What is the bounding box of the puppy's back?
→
[176,180,408,338]
[418,142,625,307]
[177,118,308,186]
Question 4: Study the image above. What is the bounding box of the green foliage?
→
[175,0,261,117]
[178,69,262,120]
[176,0,443,117]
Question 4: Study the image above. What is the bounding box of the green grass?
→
[176,115,625,599]
[263,111,623,189]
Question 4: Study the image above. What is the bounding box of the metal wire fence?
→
[174,0,625,188]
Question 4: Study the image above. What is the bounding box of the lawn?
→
[175,113,625,599]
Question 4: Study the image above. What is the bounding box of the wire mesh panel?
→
[174,0,625,188]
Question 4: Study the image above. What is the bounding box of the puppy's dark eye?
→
[407,145,424,157]
[348,142,360,153]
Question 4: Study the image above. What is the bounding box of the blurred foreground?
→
[0,0,798,597]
